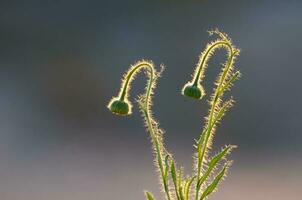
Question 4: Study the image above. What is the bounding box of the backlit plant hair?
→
[107,29,241,200]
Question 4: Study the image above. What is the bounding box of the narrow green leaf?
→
[196,130,206,170]
[171,161,177,186]
[219,71,241,94]
[145,191,155,200]
[214,99,234,123]
[164,154,170,181]
[195,129,208,196]
[179,185,185,200]
[162,154,170,197]
[197,131,206,148]
[178,170,185,200]
[198,145,235,188]
[200,162,231,200]
[184,176,196,200]
[170,160,180,200]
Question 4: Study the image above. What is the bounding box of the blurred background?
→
[0,0,301,199]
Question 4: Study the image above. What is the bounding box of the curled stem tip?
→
[108,60,172,200]
[107,60,156,116]
[182,29,239,101]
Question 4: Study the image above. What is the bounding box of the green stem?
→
[195,45,234,200]
[145,71,171,200]
[120,62,171,200]
[119,62,154,101]
[145,110,171,200]
[192,41,233,87]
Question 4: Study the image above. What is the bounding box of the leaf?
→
[162,154,170,195]
[178,169,185,200]
[196,130,206,148]
[184,176,196,200]
[179,185,185,200]
[195,130,208,195]
[163,155,170,181]
[196,130,206,168]
[170,160,181,200]
[145,191,155,200]
[197,145,235,189]
[171,160,177,186]
[195,101,234,196]
[200,162,232,200]
[195,128,208,176]
[219,71,241,94]
[214,99,234,123]
[170,164,185,200]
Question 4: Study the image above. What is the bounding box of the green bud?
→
[182,83,205,100]
[108,98,132,116]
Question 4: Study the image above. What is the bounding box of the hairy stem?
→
[118,62,153,101]
[119,62,171,200]
[143,72,172,200]
[192,41,233,87]
[195,44,235,200]
[144,109,171,200]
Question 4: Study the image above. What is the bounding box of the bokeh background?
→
[0,0,301,199]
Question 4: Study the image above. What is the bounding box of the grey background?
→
[0,0,301,199]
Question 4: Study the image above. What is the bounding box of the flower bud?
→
[108,98,132,116]
[182,83,205,100]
